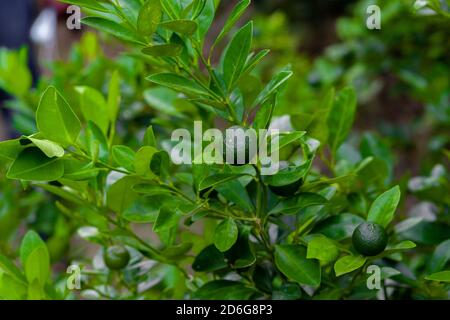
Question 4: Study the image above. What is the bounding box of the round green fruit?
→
[223,126,256,166]
[268,178,303,197]
[352,222,388,256]
[104,245,130,270]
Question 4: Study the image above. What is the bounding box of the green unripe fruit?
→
[103,245,130,270]
[352,222,388,256]
[223,126,256,166]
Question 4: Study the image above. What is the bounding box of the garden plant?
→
[0,0,449,300]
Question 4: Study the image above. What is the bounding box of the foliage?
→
[0,0,448,300]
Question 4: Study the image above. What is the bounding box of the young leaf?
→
[253,70,293,106]
[274,245,321,287]
[367,185,401,228]
[134,146,158,177]
[143,125,156,147]
[20,231,50,287]
[214,218,238,252]
[147,73,210,96]
[27,137,65,158]
[76,86,109,134]
[242,49,270,76]
[112,145,136,171]
[36,86,81,147]
[212,0,251,50]
[223,21,253,90]
[334,255,366,277]
[7,148,64,181]
[425,271,450,283]
[307,235,340,266]
[327,87,357,155]
[159,20,198,35]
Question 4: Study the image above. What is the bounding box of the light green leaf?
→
[7,147,64,181]
[75,86,109,134]
[214,218,238,252]
[36,86,81,147]
[307,235,340,266]
[367,185,401,228]
[112,145,135,171]
[334,255,366,277]
[28,137,65,158]
[107,176,140,213]
[20,231,50,287]
[274,244,321,287]
[425,271,450,282]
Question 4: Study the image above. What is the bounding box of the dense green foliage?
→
[0,0,449,300]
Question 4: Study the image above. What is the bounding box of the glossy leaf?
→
[214,218,238,252]
[367,185,401,228]
[274,244,321,287]
[334,255,366,277]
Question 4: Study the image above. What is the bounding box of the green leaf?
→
[307,235,340,266]
[425,271,450,282]
[224,228,255,269]
[253,70,293,106]
[20,231,50,287]
[7,147,64,181]
[143,125,156,147]
[214,218,238,252]
[142,44,183,57]
[367,185,401,228]
[59,0,109,12]
[274,244,321,287]
[134,146,158,177]
[0,255,26,284]
[147,73,210,96]
[194,280,257,300]
[27,137,65,158]
[313,213,365,241]
[269,193,327,215]
[36,86,81,147]
[222,21,253,90]
[75,86,109,134]
[107,176,139,213]
[216,180,254,212]
[194,0,215,40]
[150,150,170,178]
[112,145,136,171]
[334,255,366,277]
[82,17,142,44]
[384,240,416,254]
[122,197,161,223]
[327,86,357,155]
[427,239,450,274]
[270,131,306,155]
[160,0,181,19]
[192,245,227,272]
[242,49,270,76]
[153,207,182,232]
[85,121,109,162]
[212,0,251,50]
[159,19,198,35]
[62,159,101,181]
